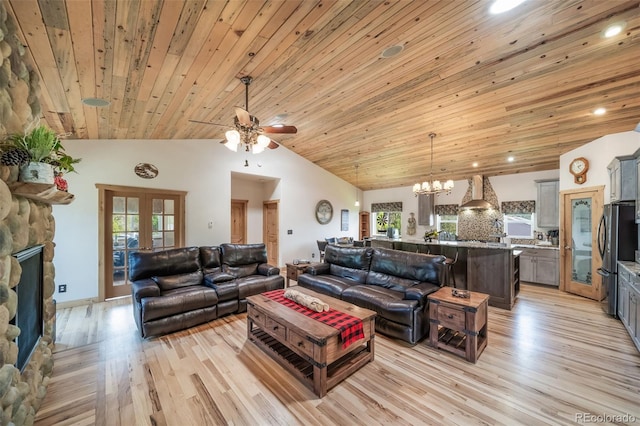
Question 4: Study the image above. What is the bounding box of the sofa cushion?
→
[367,248,445,289]
[342,285,418,326]
[297,273,359,298]
[323,245,372,284]
[141,286,219,322]
[152,270,204,291]
[224,263,259,278]
[129,246,201,281]
[200,246,222,274]
[236,275,285,299]
[220,243,268,266]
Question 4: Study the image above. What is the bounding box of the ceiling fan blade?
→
[261,125,297,134]
[267,140,279,149]
[235,107,252,126]
[188,119,227,127]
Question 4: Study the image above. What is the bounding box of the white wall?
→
[52,139,360,303]
[559,131,640,202]
[361,170,560,238]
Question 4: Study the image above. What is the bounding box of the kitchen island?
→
[369,238,528,310]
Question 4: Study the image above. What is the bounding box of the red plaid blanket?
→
[262,289,364,349]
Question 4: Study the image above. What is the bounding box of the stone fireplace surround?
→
[0,171,56,425]
[0,1,58,423]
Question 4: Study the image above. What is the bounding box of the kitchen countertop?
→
[368,237,560,251]
[619,261,640,276]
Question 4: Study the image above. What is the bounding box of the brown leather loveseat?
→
[297,245,445,345]
[129,243,284,338]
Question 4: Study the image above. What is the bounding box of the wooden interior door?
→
[231,200,247,244]
[559,186,604,300]
[263,201,279,266]
[98,185,186,300]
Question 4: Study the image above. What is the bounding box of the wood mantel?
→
[8,182,75,205]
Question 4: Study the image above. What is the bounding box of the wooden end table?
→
[428,287,489,363]
[285,262,310,287]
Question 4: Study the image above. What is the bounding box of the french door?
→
[97,185,186,300]
[559,186,604,300]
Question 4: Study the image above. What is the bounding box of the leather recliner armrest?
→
[258,263,281,276]
[404,282,441,306]
[131,279,161,302]
[305,262,330,275]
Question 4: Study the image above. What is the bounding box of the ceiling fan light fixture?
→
[257,134,271,147]
[252,144,265,154]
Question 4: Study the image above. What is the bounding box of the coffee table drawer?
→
[437,305,465,329]
[288,329,313,358]
[266,317,287,339]
[247,306,267,328]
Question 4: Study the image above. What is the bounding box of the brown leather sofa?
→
[129,243,284,338]
[297,245,445,345]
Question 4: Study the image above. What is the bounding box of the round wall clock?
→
[569,157,589,184]
[134,163,159,179]
[315,199,333,224]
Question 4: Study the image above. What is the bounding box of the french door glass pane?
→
[164,200,174,214]
[152,215,162,231]
[113,197,125,213]
[571,198,592,285]
[152,199,163,214]
[112,195,141,287]
[165,215,174,231]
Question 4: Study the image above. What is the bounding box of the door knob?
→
[564,246,572,250]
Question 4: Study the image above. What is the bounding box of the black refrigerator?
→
[597,202,637,317]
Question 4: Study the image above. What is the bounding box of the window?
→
[372,202,403,236]
[437,214,458,235]
[375,211,402,235]
[504,212,535,238]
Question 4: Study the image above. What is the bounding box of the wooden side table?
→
[428,287,489,363]
[285,262,309,287]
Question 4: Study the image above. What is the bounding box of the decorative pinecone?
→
[0,148,30,166]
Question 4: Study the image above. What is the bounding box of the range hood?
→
[460,175,493,210]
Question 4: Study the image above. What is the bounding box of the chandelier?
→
[223,116,271,154]
[412,132,454,196]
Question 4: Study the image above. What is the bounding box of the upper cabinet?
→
[536,179,559,228]
[607,155,636,203]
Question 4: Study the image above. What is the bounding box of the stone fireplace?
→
[0,1,59,423]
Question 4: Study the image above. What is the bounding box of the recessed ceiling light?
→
[381,45,404,58]
[472,162,479,167]
[507,156,515,162]
[489,0,526,14]
[82,97,110,107]
[603,22,626,38]
[593,107,606,116]
[272,124,284,128]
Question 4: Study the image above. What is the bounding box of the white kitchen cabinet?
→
[518,248,559,286]
[535,179,559,228]
[607,155,636,203]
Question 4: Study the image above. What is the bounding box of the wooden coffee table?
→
[246,287,376,397]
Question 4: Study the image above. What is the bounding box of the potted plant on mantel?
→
[0,124,81,189]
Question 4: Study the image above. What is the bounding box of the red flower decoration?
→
[54,174,68,192]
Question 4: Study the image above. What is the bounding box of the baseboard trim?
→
[55,297,100,309]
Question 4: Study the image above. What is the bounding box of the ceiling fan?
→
[189,76,297,153]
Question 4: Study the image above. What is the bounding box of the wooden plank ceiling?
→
[5,0,640,190]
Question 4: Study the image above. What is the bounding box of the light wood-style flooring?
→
[35,284,640,426]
